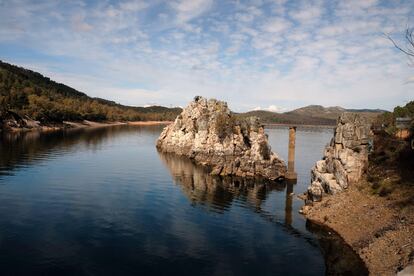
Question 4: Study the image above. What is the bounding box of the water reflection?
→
[0,125,163,176]
[0,126,368,275]
[159,151,369,275]
[306,221,369,276]
[158,152,287,213]
[285,181,294,226]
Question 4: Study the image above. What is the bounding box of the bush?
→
[215,113,235,140]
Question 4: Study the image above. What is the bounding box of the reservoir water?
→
[0,125,367,275]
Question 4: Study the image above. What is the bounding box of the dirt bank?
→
[301,126,414,275]
[302,179,414,275]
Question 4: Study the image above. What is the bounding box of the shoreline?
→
[127,121,172,126]
[1,120,172,133]
[301,181,414,275]
[264,123,335,128]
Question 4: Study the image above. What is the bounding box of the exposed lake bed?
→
[0,125,367,275]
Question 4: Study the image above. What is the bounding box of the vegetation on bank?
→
[0,60,181,125]
[368,101,414,197]
[374,101,414,135]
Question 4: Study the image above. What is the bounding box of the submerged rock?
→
[156,96,286,180]
[307,113,371,201]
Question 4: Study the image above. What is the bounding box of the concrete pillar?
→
[286,126,297,180]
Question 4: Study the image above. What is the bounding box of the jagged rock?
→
[308,181,324,201]
[307,113,371,201]
[0,110,27,130]
[156,96,286,180]
[0,110,42,131]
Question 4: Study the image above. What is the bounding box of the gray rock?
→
[308,181,324,201]
[156,97,286,180]
[307,112,371,201]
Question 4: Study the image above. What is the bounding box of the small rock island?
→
[156,96,286,180]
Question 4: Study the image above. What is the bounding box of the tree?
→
[387,27,414,64]
[0,95,5,111]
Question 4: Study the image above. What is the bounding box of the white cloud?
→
[253,105,287,113]
[170,0,213,24]
[261,17,291,33]
[290,6,322,23]
[235,13,255,23]
[0,0,413,112]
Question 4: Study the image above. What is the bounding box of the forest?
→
[0,60,181,124]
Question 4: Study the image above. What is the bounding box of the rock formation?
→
[307,113,371,201]
[156,96,286,180]
[0,110,42,131]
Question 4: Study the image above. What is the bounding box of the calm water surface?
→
[0,125,367,275]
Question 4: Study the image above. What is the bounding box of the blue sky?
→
[0,0,413,111]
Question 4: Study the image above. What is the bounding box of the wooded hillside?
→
[0,61,181,123]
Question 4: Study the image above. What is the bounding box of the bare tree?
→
[386,27,414,64]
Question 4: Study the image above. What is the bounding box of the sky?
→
[0,0,413,112]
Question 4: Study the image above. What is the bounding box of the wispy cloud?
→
[0,0,413,111]
[170,0,213,24]
[253,105,288,113]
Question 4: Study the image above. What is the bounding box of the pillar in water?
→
[286,126,297,180]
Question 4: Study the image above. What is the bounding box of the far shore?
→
[64,120,172,128]
[1,120,172,133]
[264,123,335,129]
[127,121,173,126]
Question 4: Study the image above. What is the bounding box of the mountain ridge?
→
[244,105,386,125]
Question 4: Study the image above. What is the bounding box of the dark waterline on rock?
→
[0,125,366,275]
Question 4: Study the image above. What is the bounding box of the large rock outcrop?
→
[156,96,286,180]
[307,113,371,201]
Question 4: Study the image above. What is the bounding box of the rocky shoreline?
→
[0,110,171,133]
[307,113,371,201]
[301,113,414,275]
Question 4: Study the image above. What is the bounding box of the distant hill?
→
[0,60,181,124]
[241,105,385,126]
[238,110,337,125]
[288,105,346,120]
[346,108,388,113]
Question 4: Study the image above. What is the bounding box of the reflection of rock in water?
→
[306,221,369,276]
[160,152,368,275]
[158,152,285,213]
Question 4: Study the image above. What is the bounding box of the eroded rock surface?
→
[307,113,371,201]
[156,96,286,180]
